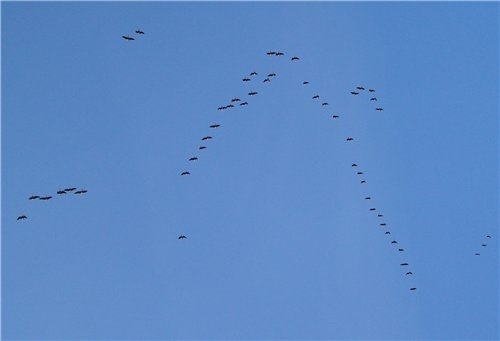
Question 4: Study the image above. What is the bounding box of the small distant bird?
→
[391,240,398,244]
[231,98,241,102]
[178,235,187,239]
[357,172,363,175]
[369,208,376,211]
[275,52,284,56]
[29,195,40,200]
[406,272,413,275]
[350,91,359,95]
[240,102,248,106]
[201,136,212,141]
[64,187,76,192]
[242,78,251,82]
[56,190,67,195]
[380,223,387,226]
[360,180,367,184]
[369,89,375,92]
[346,137,354,141]
[291,56,300,61]
[217,106,225,111]
[370,97,378,101]
[356,86,365,90]
[17,215,27,221]
[189,157,198,161]
[266,51,276,55]
[486,235,492,238]
[385,231,391,235]
[332,115,339,119]
[199,146,207,150]
[365,197,371,200]
[263,78,271,83]
[410,288,417,291]
[475,253,480,255]
[209,124,220,128]
[398,248,404,251]
[39,196,52,200]
[481,244,487,247]
[303,81,309,85]
[352,163,358,167]
[377,214,383,217]
[322,102,329,106]
[248,91,258,96]
[122,35,135,41]
[268,73,276,77]
[376,108,384,111]
[135,30,145,34]
[250,71,258,76]
[181,171,190,176]
[312,95,319,99]
[74,189,87,194]
[400,263,409,266]
[226,104,234,108]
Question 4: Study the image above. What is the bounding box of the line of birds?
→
[474,234,492,256]
[122,29,145,41]
[17,187,88,221]
[350,86,384,111]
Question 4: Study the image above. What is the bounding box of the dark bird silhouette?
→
[122,35,135,41]
[486,235,492,238]
[475,253,480,255]
[291,56,300,61]
[369,89,375,92]
[209,124,220,128]
[268,73,276,77]
[377,214,383,217]
[350,91,359,95]
[370,97,378,101]
[376,108,384,111]
[357,172,364,175]
[178,235,187,239]
[189,157,198,161]
[385,231,391,235]
[199,146,207,150]
[332,115,339,119]
[380,223,387,226]
[231,98,241,102]
[242,78,251,82]
[365,197,371,200]
[275,52,284,56]
[352,163,358,167]
[322,102,329,106]
[312,95,319,99]
[303,81,309,85]
[401,263,409,266]
[482,244,487,247]
[406,272,413,275]
[40,196,52,200]
[360,180,367,184]
[356,86,365,90]
[29,195,40,200]
[399,248,405,251]
[74,189,87,194]
[226,104,234,108]
[410,288,417,291]
[248,91,258,96]
[64,187,76,192]
[217,106,225,111]
[135,30,145,34]
[201,136,212,141]
[17,215,27,221]
[263,78,271,83]
[181,171,190,176]
[250,71,258,76]
[346,137,354,141]
[267,51,276,55]
[240,102,248,106]
[370,208,376,211]
[391,240,398,244]
[56,190,67,195]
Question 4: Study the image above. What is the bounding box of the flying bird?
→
[365,197,371,200]
[199,146,207,150]
[209,124,220,128]
[401,263,409,266]
[64,187,76,192]
[410,288,417,291]
[56,190,67,195]
[275,52,284,56]
[346,137,354,141]
[17,215,27,221]
[369,208,376,211]
[266,51,276,55]
[399,248,405,251]
[226,104,234,108]
[357,172,364,175]
[201,136,213,141]
[350,91,359,95]
[122,35,135,41]
[242,78,251,82]
[240,102,248,106]
[406,272,413,275]
[250,71,258,76]
[352,163,358,167]
[312,95,319,99]
[291,56,300,61]
[178,235,187,239]
[356,86,365,90]
[29,195,40,200]
[263,78,271,83]
[360,180,367,184]
[74,189,87,194]
[135,30,145,34]
[332,115,339,119]
[322,102,329,106]
[39,196,52,200]
[303,81,309,85]
[369,89,375,92]
[475,253,480,255]
[385,231,391,235]
[189,157,198,161]
[376,108,384,111]
[377,214,383,217]
[181,171,191,176]
[391,240,398,244]
[370,97,378,101]
[248,91,258,96]
[231,98,241,102]
[486,235,492,238]
[268,73,276,77]
[481,244,487,247]
[217,106,225,111]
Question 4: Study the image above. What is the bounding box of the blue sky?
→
[2,1,498,340]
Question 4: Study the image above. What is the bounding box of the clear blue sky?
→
[2,2,498,340]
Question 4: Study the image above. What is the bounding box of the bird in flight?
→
[350,91,359,95]
[74,189,88,194]
[242,78,251,82]
[29,195,40,200]
[400,263,409,266]
[370,97,378,101]
[376,108,384,111]
[250,71,258,76]
[135,30,145,34]
[181,171,191,176]
[380,223,387,226]
[248,91,258,96]
[17,215,27,221]
[410,288,417,291]
[64,187,76,192]
[365,197,371,200]
[357,172,364,175]
[369,89,375,92]
[385,231,391,235]
[322,102,329,106]
[475,253,480,256]
[406,272,413,275]
[369,208,376,211]
[361,180,367,184]
[56,190,67,195]
[303,81,309,85]
[486,235,492,238]
[352,163,358,167]
[356,86,365,90]
[189,157,198,161]
[268,73,277,77]
[332,115,339,119]
[391,240,398,244]
[263,78,271,83]
[122,35,135,41]
[231,98,241,102]
[178,235,187,239]
[226,104,234,108]
[291,56,300,61]
[199,146,207,150]
[312,95,319,99]
[399,248,405,252]
[481,244,487,247]
[377,214,383,217]
[240,102,248,106]
[209,124,220,128]
[39,196,52,200]
[275,52,284,56]
[346,137,354,141]
[201,136,212,141]
[266,51,276,55]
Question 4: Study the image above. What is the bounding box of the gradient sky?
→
[2,2,499,340]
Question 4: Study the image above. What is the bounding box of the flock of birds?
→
[121,29,145,41]
[16,187,87,222]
